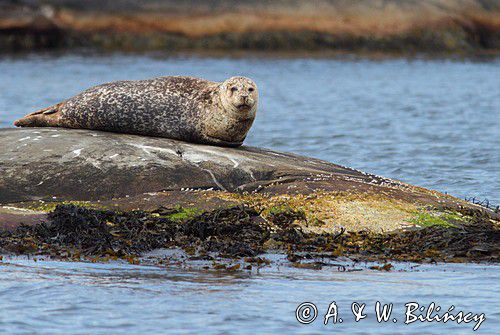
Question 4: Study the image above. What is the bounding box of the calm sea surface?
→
[0,257,498,335]
[0,53,499,334]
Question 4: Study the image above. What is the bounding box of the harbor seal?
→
[14,76,258,147]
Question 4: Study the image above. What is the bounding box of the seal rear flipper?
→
[14,103,63,127]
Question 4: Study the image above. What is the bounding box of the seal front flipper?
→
[204,135,243,147]
[14,103,63,127]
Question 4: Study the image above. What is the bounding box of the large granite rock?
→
[2,128,499,265]
[0,127,482,205]
[0,127,416,203]
[1,127,497,233]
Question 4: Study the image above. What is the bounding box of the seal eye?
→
[248,87,254,92]
[231,87,238,92]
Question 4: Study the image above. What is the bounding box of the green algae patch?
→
[22,201,105,212]
[409,213,456,228]
[150,206,203,222]
[408,210,469,228]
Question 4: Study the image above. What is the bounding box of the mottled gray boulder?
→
[0,127,479,215]
[2,127,498,233]
[1,128,388,202]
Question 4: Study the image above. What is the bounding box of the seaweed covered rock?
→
[0,127,477,207]
[4,205,178,256]
[0,204,271,259]
[1,204,498,264]
[1,127,498,235]
[182,206,269,257]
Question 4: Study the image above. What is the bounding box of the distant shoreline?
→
[1,48,499,61]
[1,0,499,54]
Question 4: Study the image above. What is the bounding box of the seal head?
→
[220,76,258,117]
[204,76,258,146]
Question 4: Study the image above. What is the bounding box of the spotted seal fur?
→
[14,76,258,147]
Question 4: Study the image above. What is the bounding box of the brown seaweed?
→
[0,204,498,265]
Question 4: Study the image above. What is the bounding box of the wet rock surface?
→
[0,127,472,206]
[1,128,499,266]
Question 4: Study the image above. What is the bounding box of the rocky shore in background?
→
[1,128,498,267]
[0,0,499,53]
